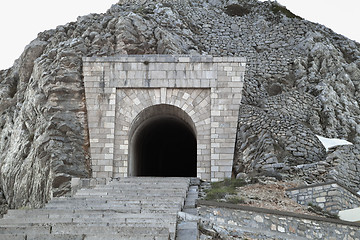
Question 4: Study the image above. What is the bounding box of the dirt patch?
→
[234,181,318,216]
[200,179,319,217]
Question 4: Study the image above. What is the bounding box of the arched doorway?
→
[129,105,197,177]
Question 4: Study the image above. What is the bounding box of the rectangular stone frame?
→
[83,55,245,181]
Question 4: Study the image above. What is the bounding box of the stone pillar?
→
[83,63,116,178]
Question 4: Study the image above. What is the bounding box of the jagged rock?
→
[0,0,359,210]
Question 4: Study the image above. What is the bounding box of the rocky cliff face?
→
[0,0,359,209]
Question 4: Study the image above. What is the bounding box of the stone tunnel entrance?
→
[129,104,197,177]
[83,55,245,181]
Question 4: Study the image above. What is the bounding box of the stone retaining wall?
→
[198,200,360,240]
[327,145,360,192]
[286,181,360,214]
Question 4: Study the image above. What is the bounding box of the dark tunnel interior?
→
[133,116,197,177]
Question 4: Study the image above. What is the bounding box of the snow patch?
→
[316,135,353,151]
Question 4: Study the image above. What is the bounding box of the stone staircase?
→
[0,177,191,240]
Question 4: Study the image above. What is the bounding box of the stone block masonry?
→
[83,55,246,181]
[286,181,360,214]
[198,200,360,240]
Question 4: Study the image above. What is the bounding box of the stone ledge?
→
[197,200,360,227]
[83,55,246,63]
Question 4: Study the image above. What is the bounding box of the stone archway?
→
[115,88,211,179]
[129,104,197,177]
[83,55,245,181]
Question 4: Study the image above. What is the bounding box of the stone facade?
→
[83,55,245,181]
[198,201,360,240]
[286,182,360,214]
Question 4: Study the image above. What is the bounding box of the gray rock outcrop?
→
[0,0,359,210]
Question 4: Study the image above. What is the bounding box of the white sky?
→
[0,0,359,70]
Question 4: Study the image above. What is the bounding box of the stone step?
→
[98,184,189,189]
[0,216,177,226]
[100,183,188,187]
[44,201,183,208]
[84,234,170,240]
[94,182,188,187]
[57,224,170,236]
[176,221,199,240]
[107,182,189,186]
[45,200,182,206]
[0,234,24,240]
[71,195,185,202]
[0,221,177,233]
[90,188,187,193]
[4,209,176,220]
[0,217,177,236]
[73,218,177,229]
[107,177,190,183]
[74,189,187,196]
[0,233,170,240]
[43,205,141,212]
[0,225,51,235]
[73,193,186,198]
[43,204,181,212]
[103,180,189,184]
[0,224,169,235]
[1,210,177,220]
[3,212,178,225]
[47,198,183,205]
[0,217,74,225]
